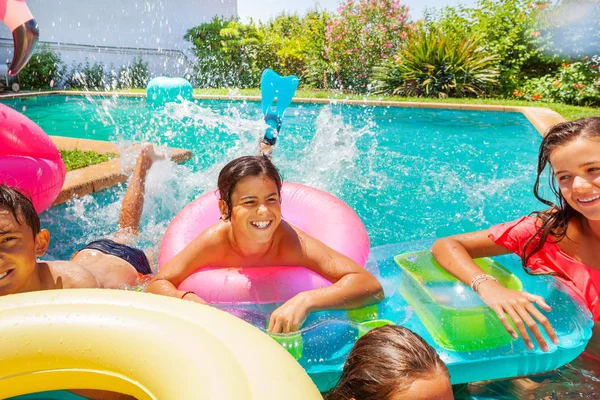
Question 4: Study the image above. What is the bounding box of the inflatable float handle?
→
[0,0,39,76]
[260,69,299,145]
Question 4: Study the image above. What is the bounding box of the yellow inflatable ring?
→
[0,289,321,399]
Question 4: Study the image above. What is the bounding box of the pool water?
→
[3,95,600,398]
[3,95,544,260]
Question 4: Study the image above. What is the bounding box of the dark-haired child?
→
[0,144,162,296]
[432,117,600,353]
[146,155,384,333]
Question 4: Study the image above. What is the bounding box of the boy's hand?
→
[268,293,311,334]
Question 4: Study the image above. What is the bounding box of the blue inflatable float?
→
[219,241,593,392]
[146,77,193,106]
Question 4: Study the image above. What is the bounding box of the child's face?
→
[227,175,281,244]
[550,137,600,221]
[0,209,46,295]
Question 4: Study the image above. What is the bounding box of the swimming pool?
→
[3,95,599,398]
[3,95,542,260]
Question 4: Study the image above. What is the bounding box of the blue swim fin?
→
[260,69,299,145]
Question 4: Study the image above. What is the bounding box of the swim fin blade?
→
[260,69,299,120]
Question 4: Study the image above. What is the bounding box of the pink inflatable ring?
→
[158,182,370,304]
[0,103,65,212]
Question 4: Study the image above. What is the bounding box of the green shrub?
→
[185,17,269,88]
[521,60,600,106]
[184,17,229,87]
[18,45,64,90]
[297,12,335,89]
[435,0,555,94]
[371,27,500,97]
[118,57,149,89]
[65,60,107,90]
[536,0,600,60]
[262,12,328,82]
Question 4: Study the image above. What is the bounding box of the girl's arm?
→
[145,230,221,304]
[268,230,384,333]
[431,230,558,351]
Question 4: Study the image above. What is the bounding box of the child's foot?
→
[140,143,166,166]
[259,142,273,158]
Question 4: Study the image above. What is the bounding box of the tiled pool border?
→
[1,90,565,208]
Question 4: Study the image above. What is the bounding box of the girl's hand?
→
[477,280,558,351]
[268,293,312,333]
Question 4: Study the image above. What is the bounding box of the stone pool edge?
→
[0,90,566,136]
[50,136,192,207]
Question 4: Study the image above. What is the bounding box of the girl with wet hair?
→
[432,117,600,353]
[147,155,384,333]
[326,325,453,400]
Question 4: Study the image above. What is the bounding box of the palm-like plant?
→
[371,27,500,97]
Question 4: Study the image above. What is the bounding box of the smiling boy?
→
[0,144,162,296]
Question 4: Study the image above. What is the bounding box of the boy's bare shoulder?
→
[45,261,101,289]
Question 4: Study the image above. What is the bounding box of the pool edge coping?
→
[1,90,566,136]
[50,136,192,207]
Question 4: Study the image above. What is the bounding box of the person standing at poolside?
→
[0,143,163,296]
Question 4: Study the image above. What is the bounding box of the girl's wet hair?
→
[0,184,40,238]
[524,117,600,270]
[217,155,283,220]
[325,325,449,400]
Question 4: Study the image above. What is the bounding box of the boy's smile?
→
[228,175,282,245]
[0,209,47,295]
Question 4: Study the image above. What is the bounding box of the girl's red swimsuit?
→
[489,216,600,321]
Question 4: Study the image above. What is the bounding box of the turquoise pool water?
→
[4,95,600,398]
[3,95,543,261]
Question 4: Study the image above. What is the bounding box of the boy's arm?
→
[145,230,221,304]
[267,228,384,333]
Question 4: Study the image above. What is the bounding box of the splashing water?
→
[16,94,543,258]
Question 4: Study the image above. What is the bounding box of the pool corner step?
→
[51,137,192,207]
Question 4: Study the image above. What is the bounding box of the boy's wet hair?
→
[0,184,41,237]
[325,325,449,400]
[217,155,283,220]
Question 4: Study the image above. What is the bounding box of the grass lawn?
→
[59,149,116,172]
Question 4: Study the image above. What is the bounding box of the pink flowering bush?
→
[324,0,412,92]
